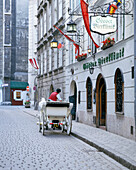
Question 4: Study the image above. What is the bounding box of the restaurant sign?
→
[83,47,124,70]
[90,16,117,35]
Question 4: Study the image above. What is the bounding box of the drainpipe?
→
[134,0,136,141]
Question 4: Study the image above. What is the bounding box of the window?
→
[49,3,52,29]
[13,90,22,101]
[54,0,58,24]
[16,92,21,99]
[69,41,73,64]
[58,38,64,67]
[54,48,58,69]
[132,66,134,79]
[41,53,43,75]
[4,15,11,44]
[49,49,52,72]
[58,0,62,19]
[44,12,46,35]
[5,0,11,13]
[70,0,74,12]
[38,20,40,41]
[116,0,125,41]
[86,77,92,110]
[115,68,124,113]
[40,16,43,38]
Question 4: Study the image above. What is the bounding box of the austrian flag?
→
[29,58,39,69]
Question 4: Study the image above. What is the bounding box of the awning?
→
[10,81,29,90]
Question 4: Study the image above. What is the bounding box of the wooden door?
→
[100,84,106,126]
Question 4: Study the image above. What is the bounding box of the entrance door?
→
[96,74,107,128]
[69,81,77,120]
[100,84,106,125]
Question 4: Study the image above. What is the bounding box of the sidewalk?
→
[22,107,136,170]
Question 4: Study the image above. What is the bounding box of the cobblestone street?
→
[0,106,128,170]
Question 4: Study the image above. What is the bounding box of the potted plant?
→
[75,53,87,61]
[25,100,31,108]
[101,37,115,50]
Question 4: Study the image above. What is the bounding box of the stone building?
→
[0,0,29,104]
[37,0,135,140]
[37,0,66,102]
[28,0,38,107]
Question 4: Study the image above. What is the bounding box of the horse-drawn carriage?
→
[37,99,73,136]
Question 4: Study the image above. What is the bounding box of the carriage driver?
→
[48,88,62,102]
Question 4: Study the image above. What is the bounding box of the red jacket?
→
[48,92,58,101]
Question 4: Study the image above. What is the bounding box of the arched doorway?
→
[96,74,107,128]
[69,81,77,120]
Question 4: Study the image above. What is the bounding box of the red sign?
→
[26,86,29,91]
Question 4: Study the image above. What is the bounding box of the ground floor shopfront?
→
[65,36,135,140]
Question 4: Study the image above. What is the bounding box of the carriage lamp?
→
[50,38,58,48]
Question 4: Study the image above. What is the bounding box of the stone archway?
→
[96,74,107,129]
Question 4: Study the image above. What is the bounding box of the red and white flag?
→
[29,58,39,69]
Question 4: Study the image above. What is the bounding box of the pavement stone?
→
[21,106,136,170]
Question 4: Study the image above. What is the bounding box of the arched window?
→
[114,68,124,113]
[86,77,92,110]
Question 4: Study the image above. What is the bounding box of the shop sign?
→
[83,47,124,70]
[90,16,117,35]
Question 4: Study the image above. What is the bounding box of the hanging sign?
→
[90,16,117,35]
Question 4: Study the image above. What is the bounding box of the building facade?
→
[37,0,66,103]
[36,0,135,140]
[0,0,29,104]
[28,0,38,107]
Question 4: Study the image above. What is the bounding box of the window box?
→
[101,37,115,50]
[76,53,87,62]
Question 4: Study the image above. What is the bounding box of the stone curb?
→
[71,132,136,170]
[22,109,136,170]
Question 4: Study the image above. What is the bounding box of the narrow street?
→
[0,106,128,170]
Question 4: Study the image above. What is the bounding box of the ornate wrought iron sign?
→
[89,0,133,16]
[69,0,133,17]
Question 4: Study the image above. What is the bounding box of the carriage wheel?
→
[67,114,72,135]
[39,116,42,133]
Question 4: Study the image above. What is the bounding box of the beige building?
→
[36,0,135,140]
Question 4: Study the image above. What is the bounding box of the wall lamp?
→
[89,67,94,74]
[87,48,91,54]
[67,19,77,33]
[50,38,58,48]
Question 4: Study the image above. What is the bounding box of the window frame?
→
[114,68,124,114]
